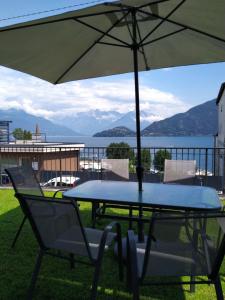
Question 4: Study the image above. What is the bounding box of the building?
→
[216,82,225,181]
[0,121,11,143]
[0,143,85,182]
[32,124,46,143]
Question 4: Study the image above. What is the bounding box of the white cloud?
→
[0,66,190,122]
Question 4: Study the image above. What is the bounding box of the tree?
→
[140,149,151,172]
[106,142,135,160]
[24,130,32,140]
[12,128,24,140]
[12,128,32,140]
[153,149,171,171]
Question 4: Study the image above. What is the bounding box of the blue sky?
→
[0,0,224,124]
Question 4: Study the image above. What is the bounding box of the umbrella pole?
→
[132,9,144,243]
[132,9,143,192]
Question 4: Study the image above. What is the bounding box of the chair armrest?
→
[126,230,139,291]
[98,221,122,254]
[53,188,68,198]
[98,221,123,280]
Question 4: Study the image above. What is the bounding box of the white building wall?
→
[216,88,225,177]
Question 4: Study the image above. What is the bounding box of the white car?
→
[41,176,80,187]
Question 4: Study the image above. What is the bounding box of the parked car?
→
[40,176,80,187]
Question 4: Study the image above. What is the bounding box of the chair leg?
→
[90,260,102,300]
[92,203,100,228]
[129,207,133,229]
[126,233,139,300]
[26,250,44,300]
[214,276,224,300]
[11,215,27,248]
[190,276,195,293]
[70,253,75,269]
[116,230,123,281]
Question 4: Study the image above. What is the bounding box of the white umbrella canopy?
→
[0,0,224,83]
[0,0,225,190]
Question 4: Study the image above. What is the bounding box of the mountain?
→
[93,126,135,137]
[54,110,123,136]
[53,110,151,135]
[106,111,150,131]
[0,109,81,137]
[141,99,217,136]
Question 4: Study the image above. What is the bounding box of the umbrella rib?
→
[137,0,170,10]
[136,22,150,71]
[104,0,170,10]
[138,8,225,45]
[139,0,186,45]
[97,41,128,48]
[121,8,133,43]
[0,9,127,33]
[54,11,130,84]
[119,6,149,63]
[142,27,186,47]
[0,1,168,34]
[74,17,130,47]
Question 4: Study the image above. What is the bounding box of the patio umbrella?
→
[0,0,225,191]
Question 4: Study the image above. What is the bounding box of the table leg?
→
[138,206,145,242]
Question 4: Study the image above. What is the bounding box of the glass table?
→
[64,179,222,262]
[64,180,221,241]
[63,180,221,211]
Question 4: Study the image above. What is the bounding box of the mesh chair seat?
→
[163,159,197,185]
[5,165,72,248]
[127,212,225,300]
[15,193,123,300]
[92,159,130,227]
[51,227,116,260]
[136,240,208,278]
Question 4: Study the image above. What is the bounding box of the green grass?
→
[0,189,224,299]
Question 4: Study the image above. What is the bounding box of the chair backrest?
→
[16,193,93,260]
[5,165,44,196]
[163,159,196,184]
[140,211,225,281]
[101,159,129,180]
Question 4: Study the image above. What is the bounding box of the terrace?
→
[0,144,225,299]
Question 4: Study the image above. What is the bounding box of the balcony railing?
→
[0,145,224,192]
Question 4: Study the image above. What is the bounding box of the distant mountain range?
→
[53,110,151,135]
[0,109,80,137]
[54,110,123,136]
[142,99,217,136]
[106,111,150,131]
[94,99,217,137]
[0,99,217,139]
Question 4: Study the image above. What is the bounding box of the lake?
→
[48,135,214,148]
[47,135,215,172]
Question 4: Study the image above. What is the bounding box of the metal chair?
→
[163,159,202,292]
[5,165,64,248]
[163,159,198,185]
[127,210,225,300]
[91,159,133,227]
[16,193,123,300]
[101,159,129,181]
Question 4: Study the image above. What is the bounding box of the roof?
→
[216,82,225,105]
[0,142,85,153]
